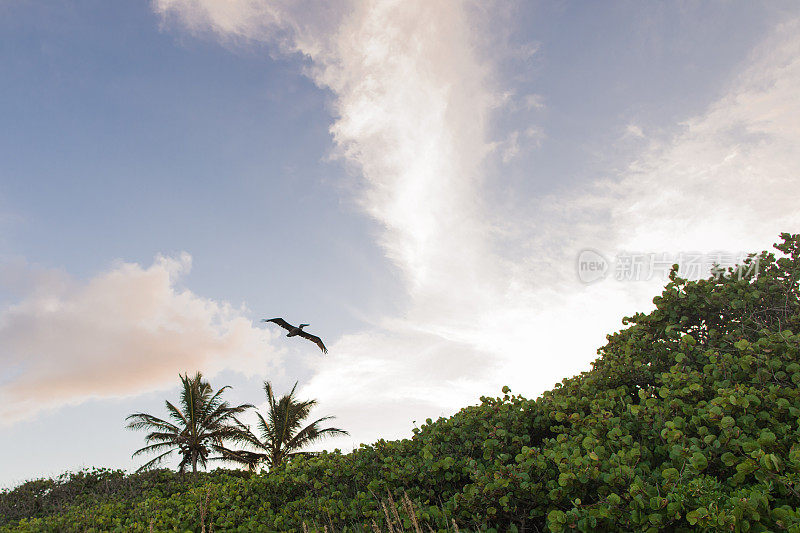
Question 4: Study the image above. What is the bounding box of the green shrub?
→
[2,234,799,532]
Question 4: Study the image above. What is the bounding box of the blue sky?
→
[0,1,390,321]
[1,0,799,487]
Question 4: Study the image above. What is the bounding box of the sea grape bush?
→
[0,468,249,528]
[1,234,799,532]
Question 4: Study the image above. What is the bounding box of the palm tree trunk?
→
[192,452,198,483]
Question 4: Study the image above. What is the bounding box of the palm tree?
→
[126,372,253,480]
[225,381,348,471]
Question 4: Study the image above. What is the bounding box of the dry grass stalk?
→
[452,518,460,532]
[401,491,421,533]
[199,484,213,533]
[386,491,402,528]
[381,500,396,533]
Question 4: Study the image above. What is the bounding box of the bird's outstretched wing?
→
[298,331,328,354]
[262,318,293,331]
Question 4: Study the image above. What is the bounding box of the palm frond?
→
[245,381,348,470]
[164,400,188,426]
[141,431,184,445]
[128,371,254,476]
[126,413,180,433]
[256,412,272,444]
[131,441,178,458]
[134,449,176,473]
[286,419,348,451]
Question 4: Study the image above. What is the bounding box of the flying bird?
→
[262,318,328,354]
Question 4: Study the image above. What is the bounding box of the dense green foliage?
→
[2,234,799,532]
[126,372,253,477]
[225,381,348,471]
[0,468,249,528]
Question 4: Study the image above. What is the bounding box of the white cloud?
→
[150,2,800,452]
[624,123,645,138]
[524,93,545,111]
[498,127,544,163]
[605,18,800,252]
[0,254,281,423]
[151,0,511,441]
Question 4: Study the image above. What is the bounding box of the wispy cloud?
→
[498,126,545,163]
[605,18,800,253]
[152,0,512,443]
[624,124,644,139]
[150,2,800,450]
[524,93,545,111]
[0,254,280,423]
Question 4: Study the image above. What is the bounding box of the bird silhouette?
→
[262,318,327,354]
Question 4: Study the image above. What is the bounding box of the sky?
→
[1,0,799,487]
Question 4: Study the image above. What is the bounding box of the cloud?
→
[155,0,495,290]
[475,15,800,419]
[624,124,645,139]
[517,17,800,263]
[605,17,800,252]
[295,0,508,443]
[151,2,800,452]
[0,254,280,423]
[524,93,545,111]
[497,127,545,164]
[152,0,511,440]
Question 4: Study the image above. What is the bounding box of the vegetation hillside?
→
[2,234,799,532]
